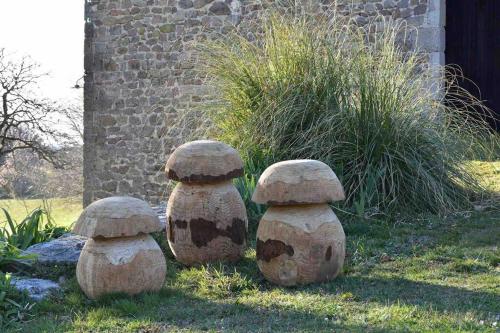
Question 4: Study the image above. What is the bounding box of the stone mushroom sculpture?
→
[165,140,248,265]
[252,160,346,286]
[73,197,166,299]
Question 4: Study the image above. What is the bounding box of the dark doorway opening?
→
[445,0,500,131]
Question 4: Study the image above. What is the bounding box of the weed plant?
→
[0,272,32,328]
[0,208,67,250]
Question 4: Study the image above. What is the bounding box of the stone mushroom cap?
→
[73,197,163,238]
[165,140,244,182]
[251,160,345,205]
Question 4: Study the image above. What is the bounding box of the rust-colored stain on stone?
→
[168,217,175,243]
[266,199,309,206]
[174,220,187,229]
[167,168,244,183]
[256,238,294,262]
[190,218,246,247]
[168,219,189,243]
[325,246,332,261]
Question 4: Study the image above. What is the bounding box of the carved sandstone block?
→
[73,197,166,299]
[256,204,345,286]
[76,234,166,299]
[252,160,345,205]
[165,140,248,265]
[253,160,346,286]
[167,181,247,265]
[165,140,244,183]
[73,196,163,238]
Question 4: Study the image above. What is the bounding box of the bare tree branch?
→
[0,48,81,168]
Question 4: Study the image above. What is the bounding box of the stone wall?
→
[83,0,444,206]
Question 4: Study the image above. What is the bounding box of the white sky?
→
[0,0,84,103]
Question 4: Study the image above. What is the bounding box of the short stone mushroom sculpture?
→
[252,160,346,286]
[73,197,166,299]
[165,140,248,265]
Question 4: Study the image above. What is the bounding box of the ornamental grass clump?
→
[201,12,498,215]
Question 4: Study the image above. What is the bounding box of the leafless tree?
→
[0,48,72,167]
[0,145,83,199]
[59,100,84,142]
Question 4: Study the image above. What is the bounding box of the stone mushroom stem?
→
[256,204,345,286]
[167,180,248,265]
[76,234,166,299]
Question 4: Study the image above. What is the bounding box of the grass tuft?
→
[201,11,498,215]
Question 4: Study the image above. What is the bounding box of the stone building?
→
[83,0,446,206]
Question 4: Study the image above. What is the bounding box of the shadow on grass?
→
[22,260,498,332]
[75,262,497,332]
[65,274,498,333]
[60,288,406,333]
[323,275,499,315]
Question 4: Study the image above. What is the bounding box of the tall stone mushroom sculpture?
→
[165,140,248,265]
[252,160,346,286]
[73,197,166,299]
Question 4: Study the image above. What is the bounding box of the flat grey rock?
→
[23,233,87,265]
[11,277,60,301]
[152,205,167,229]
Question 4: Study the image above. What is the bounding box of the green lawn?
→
[0,197,82,228]
[467,161,500,192]
[8,210,498,333]
[3,162,500,332]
